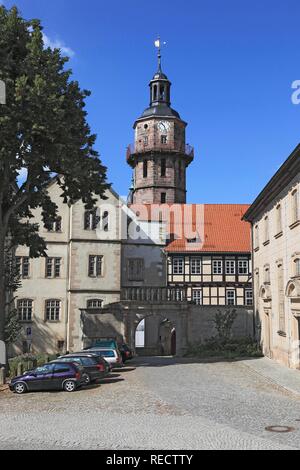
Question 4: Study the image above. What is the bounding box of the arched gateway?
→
[80,301,189,357]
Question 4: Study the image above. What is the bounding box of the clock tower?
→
[127,46,194,204]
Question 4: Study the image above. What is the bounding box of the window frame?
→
[190,257,202,275]
[173,257,184,275]
[238,260,249,275]
[88,255,103,278]
[192,289,202,305]
[213,259,223,275]
[45,257,61,278]
[226,289,236,306]
[17,299,33,322]
[45,299,61,322]
[225,259,235,275]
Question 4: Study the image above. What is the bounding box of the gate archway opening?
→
[135,318,145,350]
[159,318,176,356]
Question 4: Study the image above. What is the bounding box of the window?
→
[57,340,65,351]
[128,258,144,281]
[294,258,300,277]
[35,364,54,375]
[226,290,236,306]
[53,364,71,374]
[161,158,166,177]
[191,257,201,274]
[87,299,103,309]
[175,288,183,301]
[17,299,33,322]
[254,225,259,249]
[225,260,235,275]
[143,160,148,178]
[276,205,282,234]
[88,255,103,277]
[48,216,62,233]
[16,256,30,278]
[192,289,202,305]
[45,257,61,278]
[213,260,223,275]
[45,299,60,321]
[264,216,269,243]
[84,209,99,230]
[143,136,148,146]
[173,257,184,275]
[102,211,109,232]
[245,290,253,306]
[46,299,60,321]
[161,135,167,144]
[238,260,248,275]
[161,193,166,203]
[291,189,299,224]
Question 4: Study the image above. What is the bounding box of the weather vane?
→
[154,36,167,72]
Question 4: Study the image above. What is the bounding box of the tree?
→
[0,6,109,344]
[4,247,22,346]
[214,309,237,343]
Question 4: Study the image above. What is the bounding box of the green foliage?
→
[185,309,262,359]
[8,352,59,378]
[214,308,238,343]
[0,5,109,341]
[4,308,22,345]
[185,336,263,359]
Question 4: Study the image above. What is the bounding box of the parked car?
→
[118,343,134,363]
[9,362,85,394]
[85,348,123,369]
[86,338,118,350]
[54,353,109,385]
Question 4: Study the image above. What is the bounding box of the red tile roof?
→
[129,204,251,253]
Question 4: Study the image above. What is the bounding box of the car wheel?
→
[14,382,27,394]
[82,373,91,385]
[63,380,76,392]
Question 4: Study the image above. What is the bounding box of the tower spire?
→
[154,36,166,73]
[155,36,162,72]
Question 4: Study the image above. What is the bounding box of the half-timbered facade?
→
[165,204,252,306]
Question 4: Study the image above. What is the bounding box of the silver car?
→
[85,348,123,369]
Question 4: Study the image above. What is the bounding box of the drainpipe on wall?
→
[65,202,72,353]
[250,223,256,340]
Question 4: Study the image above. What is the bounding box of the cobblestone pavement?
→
[1,356,300,450]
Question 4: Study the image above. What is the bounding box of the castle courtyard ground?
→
[1,356,300,450]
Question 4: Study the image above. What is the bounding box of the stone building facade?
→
[244,144,300,369]
[12,53,254,357]
[13,182,167,355]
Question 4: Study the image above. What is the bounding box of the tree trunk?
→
[0,230,6,343]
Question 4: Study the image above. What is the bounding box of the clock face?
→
[158,121,171,133]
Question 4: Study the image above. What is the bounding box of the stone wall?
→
[79,302,254,357]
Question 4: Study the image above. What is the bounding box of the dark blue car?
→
[9,362,85,394]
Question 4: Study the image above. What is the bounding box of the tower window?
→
[161,193,166,203]
[143,160,148,178]
[143,136,148,146]
[153,85,157,101]
[161,135,167,144]
[160,85,165,100]
[161,158,166,177]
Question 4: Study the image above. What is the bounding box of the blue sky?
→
[3,0,300,203]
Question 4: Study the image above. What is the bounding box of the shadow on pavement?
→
[131,355,263,367]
